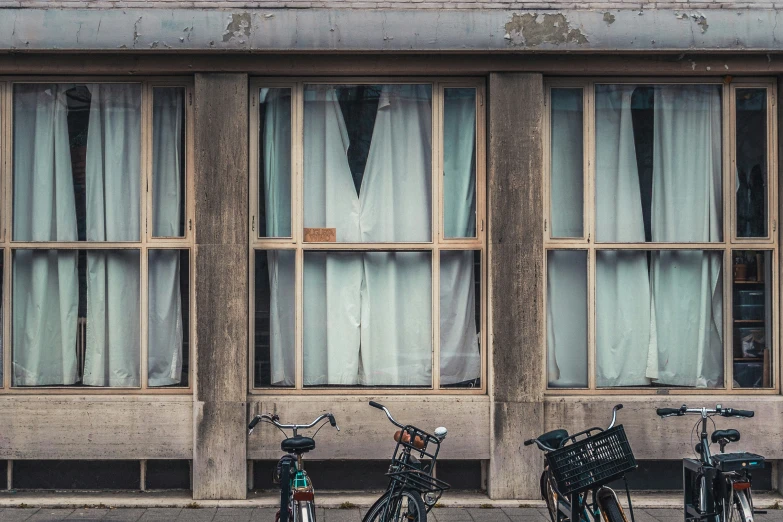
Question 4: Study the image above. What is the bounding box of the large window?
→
[546,79,777,392]
[0,79,193,391]
[250,79,485,392]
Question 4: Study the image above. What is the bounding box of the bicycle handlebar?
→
[368,401,407,430]
[525,404,623,452]
[248,412,340,435]
[656,404,755,419]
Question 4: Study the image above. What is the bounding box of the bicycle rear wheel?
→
[363,489,427,522]
[596,487,628,522]
[540,470,561,522]
[727,489,753,522]
[279,461,292,522]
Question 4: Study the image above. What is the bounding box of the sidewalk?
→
[3,506,783,522]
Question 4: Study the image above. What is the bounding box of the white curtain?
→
[648,85,723,387]
[299,85,435,386]
[589,84,723,388]
[12,84,79,386]
[82,83,141,387]
[302,86,363,385]
[440,89,481,386]
[260,88,296,386]
[148,88,184,387]
[550,89,584,238]
[594,85,654,387]
[547,250,588,387]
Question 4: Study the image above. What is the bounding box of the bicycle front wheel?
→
[363,489,427,522]
[596,487,628,522]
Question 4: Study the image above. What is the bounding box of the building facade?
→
[1,1,783,500]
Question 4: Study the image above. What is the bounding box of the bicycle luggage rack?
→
[546,425,637,496]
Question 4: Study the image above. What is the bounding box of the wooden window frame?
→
[248,77,487,395]
[543,77,780,396]
[0,76,195,395]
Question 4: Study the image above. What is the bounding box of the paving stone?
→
[431,508,475,521]
[136,508,182,521]
[100,508,146,522]
[25,509,75,522]
[213,508,254,521]
[175,507,216,521]
[0,508,41,522]
[248,507,278,521]
[323,507,362,521]
[467,507,512,521]
[65,509,108,520]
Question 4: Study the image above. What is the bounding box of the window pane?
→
[152,87,186,238]
[149,249,189,387]
[550,88,584,238]
[736,89,768,238]
[303,251,431,386]
[440,250,480,388]
[259,88,292,238]
[595,84,722,243]
[443,88,477,239]
[547,250,587,388]
[732,250,772,388]
[13,84,142,242]
[12,249,140,387]
[255,249,295,388]
[0,254,3,388]
[597,249,723,388]
[303,85,432,243]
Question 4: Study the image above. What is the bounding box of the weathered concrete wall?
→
[1,8,783,52]
[488,72,545,500]
[193,73,249,500]
[5,1,783,9]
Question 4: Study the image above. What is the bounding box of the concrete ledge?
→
[3,8,783,52]
[0,490,781,509]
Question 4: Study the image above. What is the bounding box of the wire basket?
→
[546,425,636,496]
[387,467,451,495]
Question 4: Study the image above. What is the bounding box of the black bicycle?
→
[248,412,339,522]
[362,401,450,522]
[657,404,764,522]
[525,404,637,522]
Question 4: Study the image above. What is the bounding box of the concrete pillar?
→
[488,73,546,500]
[192,73,249,500]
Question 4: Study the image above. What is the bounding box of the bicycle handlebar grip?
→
[248,416,261,430]
[656,408,681,416]
[730,409,755,418]
[524,439,535,446]
[615,404,624,410]
[369,401,384,410]
[328,413,337,427]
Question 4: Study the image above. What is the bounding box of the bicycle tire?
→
[596,487,628,522]
[727,489,753,522]
[279,460,292,522]
[540,470,560,522]
[295,499,317,522]
[362,489,427,522]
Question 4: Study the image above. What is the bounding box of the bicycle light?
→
[435,427,448,439]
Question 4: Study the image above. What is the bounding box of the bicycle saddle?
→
[538,429,570,449]
[282,435,316,454]
[711,429,740,444]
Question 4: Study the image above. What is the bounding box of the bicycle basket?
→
[545,425,636,496]
[386,468,451,495]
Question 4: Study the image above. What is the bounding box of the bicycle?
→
[656,404,764,522]
[248,411,339,522]
[525,404,637,522]
[362,401,450,522]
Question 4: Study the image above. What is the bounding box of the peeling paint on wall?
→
[692,14,709,32]
[603,12,615,25]
[503,13,588,47]
[222,12,251,43]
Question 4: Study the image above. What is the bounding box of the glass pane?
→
[259,88,292,238]
[149,249,189,387]
[550,88,584,238]
[547,250,587,388]
[732,250,772,388]
[12,249,140,387]
[440,250,480,388]
[0,254,3,388]
[736,89,768,238]
[443,88,477,239]
[304,251,431,386]
[255,249,295,387]
[596,249,723,388]
[13,84,142,242]
[152,87,186,238]
[303,84,432,243]
[595,84,722,243]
